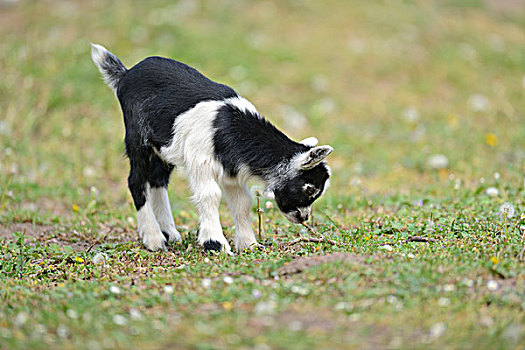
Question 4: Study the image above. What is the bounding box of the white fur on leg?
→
[223,184,257,251]
[150,186,181,242]
[159,100,231,253]
[137,186,166,251]
[192,179,231,253]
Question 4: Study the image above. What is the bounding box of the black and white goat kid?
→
[91,44,333,253]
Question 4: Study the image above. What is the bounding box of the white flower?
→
[468,94,490,112]
[486,187,499,197]
[380,244,393,252]
[129,309,143,320]
[428,154,449,169]
[92,252,108,264]
[291,285,309,296]
[109,285,121,295]
[407,253,415,259]
[487,280,498,291]
[494,172,501,180]
[402,107,420,123]
[265,201,274,209]
[429,322,446,339]
[56,324,69,338]
[437,297,450,307]
[254,300,277,315]
[14,312,28,327]
[223,276,234,284]
[163,285,174,294]
[499,202,515,219]
[462,278,474,287]
[113,315,127,326]
[443,284,455,292]
[201,278,211,289]
[66,309,79,319]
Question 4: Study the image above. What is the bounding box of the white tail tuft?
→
[90,43,127,91]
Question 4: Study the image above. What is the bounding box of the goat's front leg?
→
[223,184,258,251]
[191,177,231,253]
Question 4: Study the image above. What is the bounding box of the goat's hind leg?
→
[149,155,181,243]
[128,148,167,251]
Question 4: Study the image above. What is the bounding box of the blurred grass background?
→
[0,2,524,348]
[0,0,524,217]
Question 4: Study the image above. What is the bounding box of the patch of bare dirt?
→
[0,222,54,239]
[0,222,138,252]
[278,252,368,276]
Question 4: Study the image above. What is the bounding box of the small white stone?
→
[265,201,274,209]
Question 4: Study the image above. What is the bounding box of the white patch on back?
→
[224,96,259,116]
[299,137,318,147]
[160,100,224,174]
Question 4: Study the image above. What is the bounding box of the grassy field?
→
[1,0,524,348]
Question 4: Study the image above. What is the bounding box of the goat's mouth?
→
[281,209,310,224]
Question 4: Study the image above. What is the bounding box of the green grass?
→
[0,0,524,349]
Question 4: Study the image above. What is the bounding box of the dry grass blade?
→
[287,222,344,247]
[405,236,437,243]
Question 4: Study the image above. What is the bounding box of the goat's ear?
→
[296,145,333,170]
[299,137,318,147]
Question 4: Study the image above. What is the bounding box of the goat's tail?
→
[90,43,127,91]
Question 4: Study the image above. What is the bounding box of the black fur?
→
[203,240,222,252]
[117,57,236,149]
[273,164,330,215]
[116,56,236,213]
[213,103,310,177]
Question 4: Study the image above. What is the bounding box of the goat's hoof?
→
[203,239,222,252]
[143,234,168,252]
[162,230,182,243]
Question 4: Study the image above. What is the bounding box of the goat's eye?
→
[303,184,316,197]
